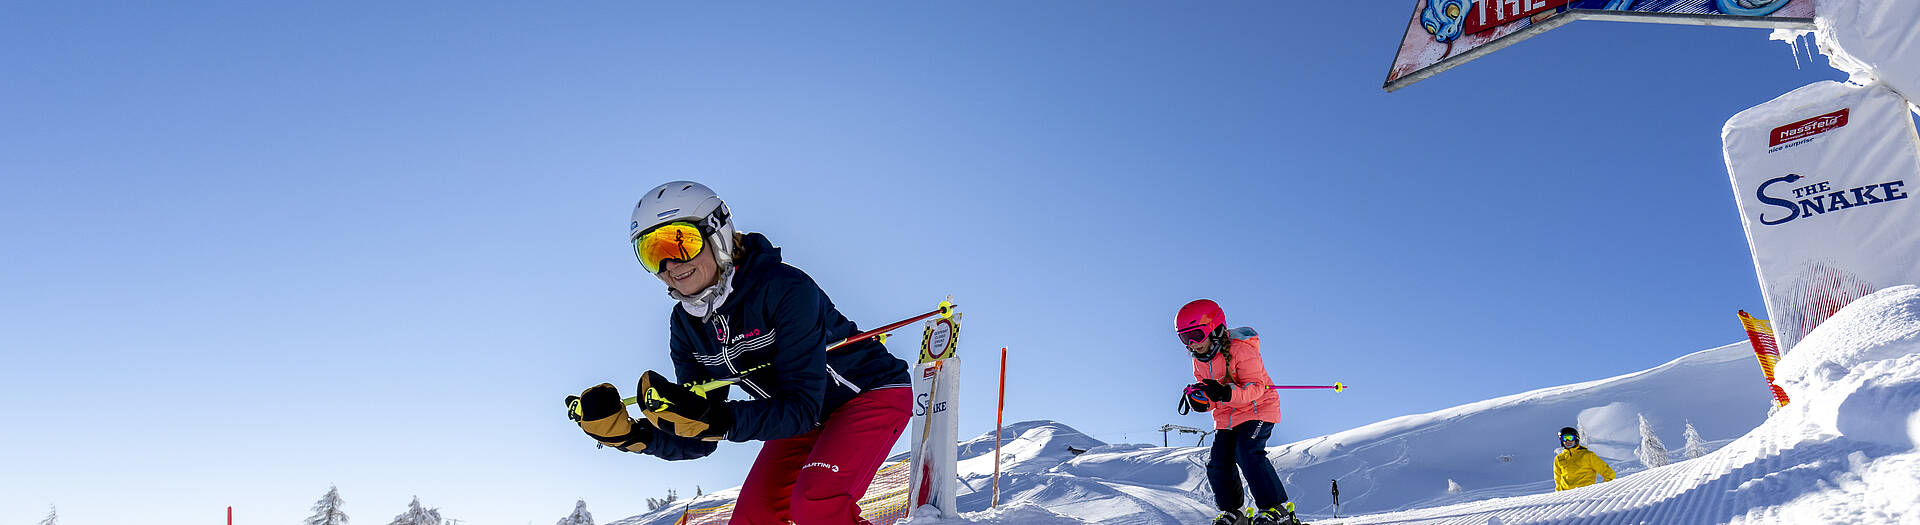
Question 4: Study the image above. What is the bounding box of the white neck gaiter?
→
[669,264,736,319]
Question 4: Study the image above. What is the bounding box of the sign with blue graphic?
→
[1724,81,1920,353]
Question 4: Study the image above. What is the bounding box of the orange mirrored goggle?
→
[633,222,706,274]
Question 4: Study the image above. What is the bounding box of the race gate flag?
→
[908,357,960,517]
[1738,310,1791,407]
[1724,80,1920,353]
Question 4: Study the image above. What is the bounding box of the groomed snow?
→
[617,286,1920,525]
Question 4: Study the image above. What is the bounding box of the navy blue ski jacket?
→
[643,232,911,460]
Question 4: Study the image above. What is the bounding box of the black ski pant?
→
[1208,419,1288,512]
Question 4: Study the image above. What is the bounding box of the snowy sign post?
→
[1724,80,1920,352]
[1385,0,1815,92]
[907,302,962,517]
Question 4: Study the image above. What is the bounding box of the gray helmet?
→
[630,181,737,270]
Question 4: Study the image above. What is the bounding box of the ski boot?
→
[1249,502,1302,525]
[1210,508,1247,525]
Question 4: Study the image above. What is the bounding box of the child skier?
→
[570,181,913,524]
[1177,299,1301,525]
[1553,427,1615,491]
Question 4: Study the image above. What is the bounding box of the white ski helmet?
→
[630,181,737,270]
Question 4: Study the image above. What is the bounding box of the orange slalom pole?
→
[993,346,1007,508]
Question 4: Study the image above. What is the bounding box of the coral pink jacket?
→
[1191,327,1281,430]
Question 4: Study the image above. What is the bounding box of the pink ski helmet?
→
[1176,299,1225,347]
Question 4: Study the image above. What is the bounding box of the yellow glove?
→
[567,383,652,453]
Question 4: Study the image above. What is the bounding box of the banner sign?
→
[1724,80,1920,352]
[1385,0,1814,91]
[907,358,961,517]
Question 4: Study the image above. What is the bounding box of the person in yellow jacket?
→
[1553,426,1616,491]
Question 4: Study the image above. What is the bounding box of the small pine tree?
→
[1635,413,1670,469]
[1446,479,1463,494]
[646,489,679,511]
[40,505,57,525]
[1683,421,1707,460]
[556,499,594,525]
[306,485,350,525]
[387,496,443,525]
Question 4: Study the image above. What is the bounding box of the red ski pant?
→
[732,387,912,525]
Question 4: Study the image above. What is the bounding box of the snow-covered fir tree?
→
[40,504,57,525]
[387,496,443,525]
[1683,420,1707,460]
[1446,479,1463,493]
[646,489,679,511]
[556,499,594,525]
[306,485,349,525]
[1636,413,1669,469]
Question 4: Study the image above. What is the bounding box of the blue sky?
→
[0,2,1852,524]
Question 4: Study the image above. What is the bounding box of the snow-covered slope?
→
[616,286,1920,525]
[1330,285,1920,524]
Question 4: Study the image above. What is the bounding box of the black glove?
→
[567,383,653,453]
[1179,383,1212,414]
[1201,379,1232,402]
[639,370,734,441]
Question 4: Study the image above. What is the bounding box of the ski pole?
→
[1270,382,1348,392]
[569,301,958,419]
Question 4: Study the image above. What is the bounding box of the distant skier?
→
[1177,299,1301,525]
[569,181,913,525]
[1553,427,1616,491]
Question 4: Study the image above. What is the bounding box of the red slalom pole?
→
[824,302,957,352]
[1270,382,1348,392]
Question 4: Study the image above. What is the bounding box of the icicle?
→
[1770,27,1814,70]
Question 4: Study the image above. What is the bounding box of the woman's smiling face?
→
[658,247,720,296]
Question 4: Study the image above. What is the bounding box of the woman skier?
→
[1177,299,1301,525]
[570,181,913,524]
